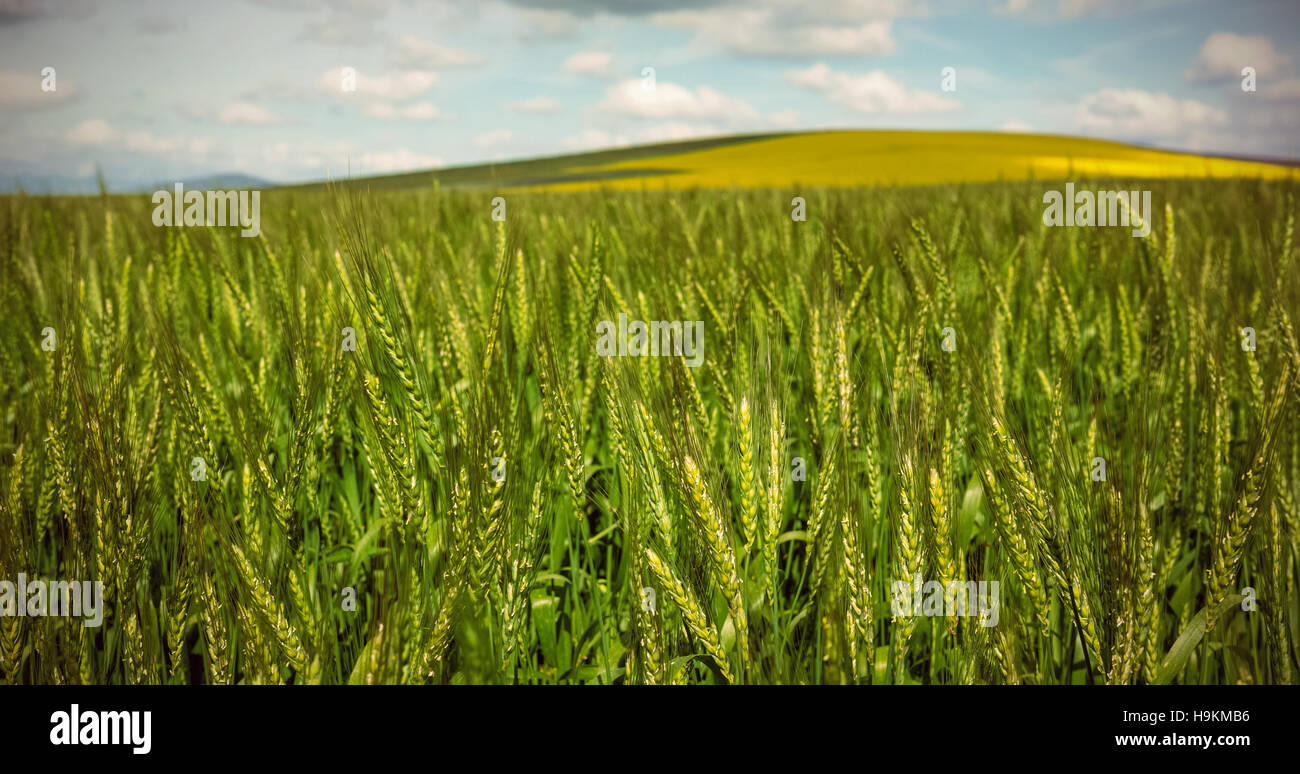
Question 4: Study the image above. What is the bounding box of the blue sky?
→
[2,0,1297,191]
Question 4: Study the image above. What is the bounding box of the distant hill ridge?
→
[6,131,1294,195]
[287,129,1298,193]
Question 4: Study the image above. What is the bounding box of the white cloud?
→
[355,148,443,174]
[218,101,279,124]
[0,68,75,107]
[508,96,563,113]
[63,121,215,160]
[786,63,959,113]
[317,67,442,122]
[599,79,758,122]
[767,110,800,126]
[562,129,629,151]
[635,122,721,144]
[363,101,440,120]
[318,67,438,99]
[242,139,357,177]
[1186,33,1291,83]
[1000,120,1033,132]
[389,35,485,69]
[66,118,115,146]
[780,21,894,57]
[272,142,439,178]
[124,131,212,156]
[562,50,614,77]
[651,1,923,58]
[124,131,181,154]
[474,129,514,148]
[656,10,895,57]
[399,101,439,119]
[1074,88,1227,140]
[518,8,579,39]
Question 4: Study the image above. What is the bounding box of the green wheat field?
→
[1,178,1297,684]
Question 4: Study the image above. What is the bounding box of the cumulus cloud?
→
[562,128,629,151]
[318,67,439,99]
[388,35,485,69]
[313,67,443,121]
[635,121,722,143]
[124,130,212,156]
[598,78,757,121]
[1186,33,1291,83]
[516,7,579,39]
[355,148,443,174]
[65,118,114,146]
[650,1,927,58]
[1074,88,1227,140]
[562,50,614,77]
[217,101,279,124]
[363,101,439,120]
[655,9,895,57]
[767,110,800,126]
[62,120,216,160]
[786,63,959,113]
[474,129,514,148]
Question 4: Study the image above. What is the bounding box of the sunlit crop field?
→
[1,178,1297,684]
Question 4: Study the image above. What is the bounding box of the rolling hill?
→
[290,129,1299,193]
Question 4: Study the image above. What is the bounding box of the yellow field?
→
[529,130,1298,191]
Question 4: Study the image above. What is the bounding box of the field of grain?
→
[1,178,1297,684]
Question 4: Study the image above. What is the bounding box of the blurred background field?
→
[293,130,1300,193]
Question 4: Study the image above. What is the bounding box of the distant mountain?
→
[154,173,275,190]
[0,171,276,195]
[0,173,108,195]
